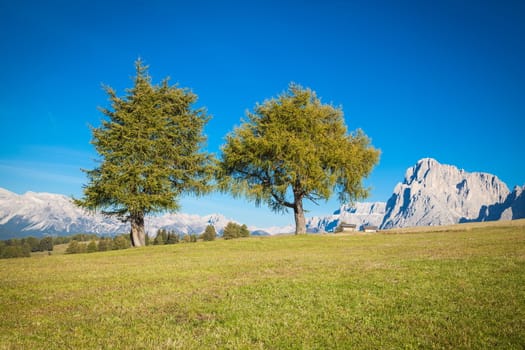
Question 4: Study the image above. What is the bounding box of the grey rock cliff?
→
[381,158,511,228]
[476,185,525,221]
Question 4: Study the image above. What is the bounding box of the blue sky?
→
[1,0,524,228]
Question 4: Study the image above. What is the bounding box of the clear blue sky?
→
[1,0,524,228]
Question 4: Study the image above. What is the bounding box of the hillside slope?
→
[1,221,523,348]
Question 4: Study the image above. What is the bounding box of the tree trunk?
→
[293,197,306,235]
[130,212,146,247]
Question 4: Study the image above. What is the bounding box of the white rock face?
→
[478,185,525,221]
[381,158,511,228]
[306,202,386,232]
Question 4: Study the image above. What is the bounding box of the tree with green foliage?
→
[201,225,217,241]
[66,240,81,254]
[87,240,98,253]
[182,234,193,243]
[154,229,168,245]
[24,237,40,252]
[70,234,98,242]
[222,222,235,240]
[0,241,30,259]
[113,235,130,250]
[166,231,179,244]
[75,60,213,247]
[222,222,241,240]
[38,236,53,252]
[98,238,112,251]
[239,224,250,238]
[53,236,71,245]
[218,84,380,234]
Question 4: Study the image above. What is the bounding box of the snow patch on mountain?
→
[250,225,295,236]
[0,188,240,239]
[306,202,386,232]
[0,188,128,237]
[145,213,233,236]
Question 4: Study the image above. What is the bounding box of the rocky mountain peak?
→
[404,157,440,184]
[381,158,513,229]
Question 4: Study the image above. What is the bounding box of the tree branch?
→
[271,192,294,208]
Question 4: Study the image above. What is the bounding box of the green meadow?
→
[1,220,524,349]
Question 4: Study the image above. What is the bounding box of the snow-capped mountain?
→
[0,188,128,238]
[0,188,240,239]
[251,225,295,236]
[306,202,386,232]
[145,212,233,236]
[381,158,523,228]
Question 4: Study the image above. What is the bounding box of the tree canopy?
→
[218,84,380,234]
[201,225,217,241]
[75,60,212,246]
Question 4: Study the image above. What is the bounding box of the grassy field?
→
[1,221,524,349]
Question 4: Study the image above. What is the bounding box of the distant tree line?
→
[54,233,100,244]
[0,233,124,258]
[201,225,217,241]
[153,229,188,245]
[153,225,214,245]
[65,234,132,254]
[0,236,54,259]
[0,240,30,259]
[152,223,249,244]
[1,221,250,259]
[222,222,250,240]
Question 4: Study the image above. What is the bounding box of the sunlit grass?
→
[1,220,524,349]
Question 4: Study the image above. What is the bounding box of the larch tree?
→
[218,84,380,234]
[202,224,217,241]
[75,60,213,247]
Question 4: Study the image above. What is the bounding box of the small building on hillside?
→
[339,223,357,232]
[363,225,379,233]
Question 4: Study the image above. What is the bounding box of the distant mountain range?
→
[0,158,523,239]
[0,188,238,239]
[306,202,386,233]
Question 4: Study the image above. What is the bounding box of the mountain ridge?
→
[0,158,523,238]
[381,158,514,228]
[306,158,523,232]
